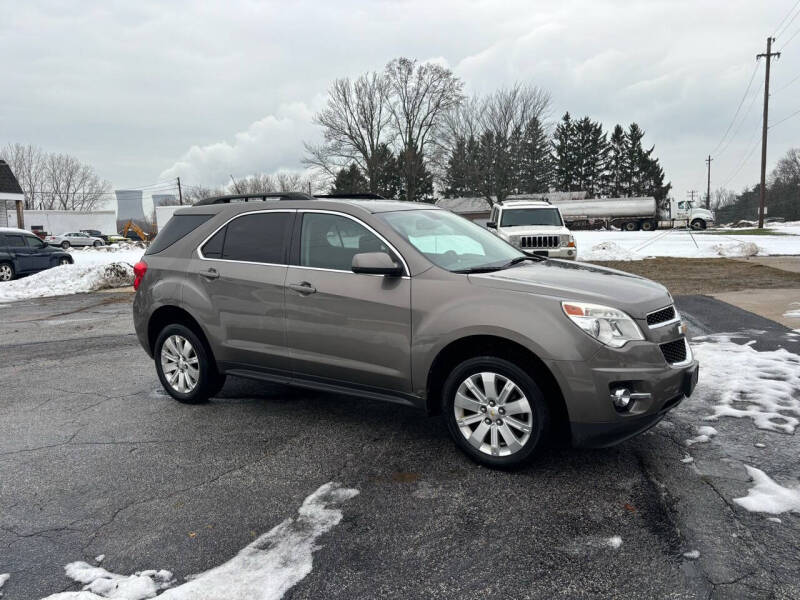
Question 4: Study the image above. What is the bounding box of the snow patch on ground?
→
[683,550,700,560]
[681,454,694,464]
[685,425,718,446]
[784,302,800,319]
[690,340,800,434]
[41,482,359,600]
[0,263,134,303]
[582,241,639,261]
[733,465,800,515]
[0,573,9,595]
[710,241,760,257]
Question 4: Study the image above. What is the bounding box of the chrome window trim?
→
[295,209,410,277]
[196,208,296,265]
[647,305,681,329]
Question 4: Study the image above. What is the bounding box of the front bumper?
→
[521,247,577,260]
[547,350,699,448]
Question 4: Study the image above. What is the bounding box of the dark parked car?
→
[132,194,698,468]
[81,229,110,243]
[0,227,73,281]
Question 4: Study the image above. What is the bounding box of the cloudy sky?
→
[3,0,800,204]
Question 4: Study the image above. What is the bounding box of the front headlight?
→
[561,235,576,248]
[561,301,644,348]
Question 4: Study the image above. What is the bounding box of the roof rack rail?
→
[194,192,315,206]
[313,193,385,199]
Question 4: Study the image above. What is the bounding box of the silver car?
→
[46,232,104,249]
[132,194,698,468]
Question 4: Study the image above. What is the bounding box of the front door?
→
[285,211,412,393]
[187,210,295,373]
[23,234,52,270]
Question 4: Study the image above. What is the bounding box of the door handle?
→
[201,268,219,280]
[287,281,316,295]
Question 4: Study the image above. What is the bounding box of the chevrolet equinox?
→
[133,194,698,468]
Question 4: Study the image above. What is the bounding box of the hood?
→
[500,225,569,234]
[468,260,670,318]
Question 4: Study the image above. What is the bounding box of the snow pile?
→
[683,550,700,560]
[691,339,800,433]
[0,573,9,595]
[0,263,134,303]
[733,465,800,515]
[69,246,144,268]
[685,425,718,446]
[606,536,623,549]
[711,241,760,257]
[581,241,640,261]
[41,482,359,600]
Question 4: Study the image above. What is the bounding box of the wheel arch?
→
[147,305,215,360]
[425,334,571,443]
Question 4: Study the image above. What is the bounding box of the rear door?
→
[285,210,412,393]
[4,234,34,272]
[187,209,295,374]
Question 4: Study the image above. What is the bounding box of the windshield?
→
[500,208,563,227]
[380,209,523,272]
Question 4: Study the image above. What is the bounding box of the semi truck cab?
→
[487,200,577,259]
[671,200,715,230]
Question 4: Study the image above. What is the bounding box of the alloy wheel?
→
[160,335,200,394]
[452,371,533,457]
[0,264,12,281]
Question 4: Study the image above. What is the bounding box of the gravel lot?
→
[1,284,798,599]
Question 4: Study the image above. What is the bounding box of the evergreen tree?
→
[605,124,629,197]
[331,163,368,194]
[372,143,401,199]
[397,148,433,201]
[518,116,552,193]
[552,113,577,191]
[443,137,471,197]
[572,117,609,197]
[625,123,671,207]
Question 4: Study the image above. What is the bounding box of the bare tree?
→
[771,148,800,185]
[711,188,737,211]
[0,143,47,209]
[480,83,551,140]
[303,72,392,192]
[43,153,110,211]
[384,58,464,200]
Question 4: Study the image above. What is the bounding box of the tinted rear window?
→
[5,234,25,247]
[146,214,214,255]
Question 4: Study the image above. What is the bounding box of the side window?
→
[221,212,291,263]
[201,228,226,259]
[6,235,25,248]
[300,213,390,271]
[24,235,45,248]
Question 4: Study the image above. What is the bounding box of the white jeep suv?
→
[488,200,577,260]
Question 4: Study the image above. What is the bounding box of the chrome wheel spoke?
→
[463,377,487,403]
[454,391,483,413]
[480,372,498,401]
[490,425,500,456]
[497,380,516,405]
[498,424,523,453]
[505,415,532,434]
[456,413,485,427]
[503,399,530,416]
[161,334,199,394]
[468,421,491,450]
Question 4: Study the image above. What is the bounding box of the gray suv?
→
[133,194,698,468]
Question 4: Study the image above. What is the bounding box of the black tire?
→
[443,356,549,469]
[93,240,102,247]
[61,241,70,249]
[58,257,71,266]
[691,219,706,231]
[623,221,639,232]
[641,220,655,231]
[0,261,15,282]
[154,323,225,404]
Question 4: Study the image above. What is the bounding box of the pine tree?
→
[331,163,368,194]
[605,124,629,197]
[552,113,576,192]
[372,143,400,199]
[625,123,671,206]
[397,148,433,201]
[518,116,552,193]
[443,137,470,198]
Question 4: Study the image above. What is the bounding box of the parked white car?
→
[487,200,577,259]
[45,232,105,249]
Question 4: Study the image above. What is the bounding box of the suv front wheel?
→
[155,324,226,404]
[443,356,549,468]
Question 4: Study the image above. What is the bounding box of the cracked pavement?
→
[0,291,798,599]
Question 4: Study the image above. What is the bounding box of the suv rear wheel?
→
[155,324,226,404]
[443,356,549,468]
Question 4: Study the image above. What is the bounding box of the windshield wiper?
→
[452,265,505,274]
[501,255,544,269]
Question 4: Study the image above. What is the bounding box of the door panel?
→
[24,236,51,270]
[285,211,412,393]
[4,234,34,272]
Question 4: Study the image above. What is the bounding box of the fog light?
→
[611,388,632,410]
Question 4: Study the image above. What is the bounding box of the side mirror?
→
[351,252,403,276]
[486,221,497,229]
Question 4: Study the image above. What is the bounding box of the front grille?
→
[647,305,676,326]
[519,235,559,249]
[660,338,687,364]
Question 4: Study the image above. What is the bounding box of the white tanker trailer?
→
[549,196,715,231]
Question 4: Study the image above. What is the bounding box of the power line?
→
[715,78,762,159]
[778,26,800,51]
[773,70,800,93]
[772,0,800,37]
[709,62,761,156]
[770,106,800,128]
[720,124,761,189]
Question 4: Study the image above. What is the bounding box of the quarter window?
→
[300,213,391,271]
[219,212,291,264]
[24,236,45,248]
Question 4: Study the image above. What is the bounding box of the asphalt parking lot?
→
[1,291,799,599]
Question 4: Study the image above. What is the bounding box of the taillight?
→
[133,260,148,290]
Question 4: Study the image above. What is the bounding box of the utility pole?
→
[176,177,183,205]
[757,37,780,228]
[705,155,713,209]
[686,190,698,204]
